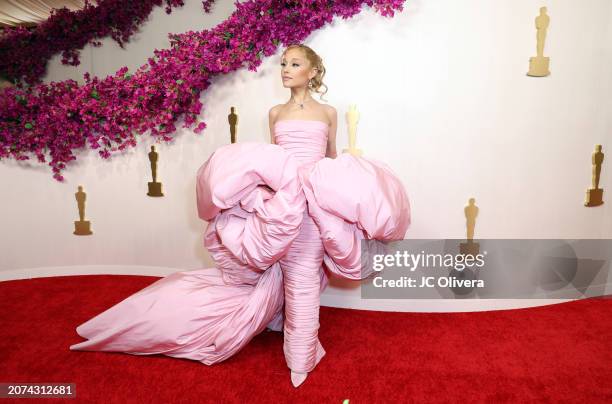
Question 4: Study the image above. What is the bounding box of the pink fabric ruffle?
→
[70,125,411,375]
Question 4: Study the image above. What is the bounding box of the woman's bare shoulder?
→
[323,104,337,121]
[323,104,337,112]
[268,104,284,122]
[269,103,284,114]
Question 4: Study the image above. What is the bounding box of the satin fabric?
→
[0,1,87,27]
[274,120,329,373]
[70,119,411,374]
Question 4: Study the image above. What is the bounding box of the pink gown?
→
[69,119,411,374]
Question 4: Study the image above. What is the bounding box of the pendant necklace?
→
[291,96,313,110]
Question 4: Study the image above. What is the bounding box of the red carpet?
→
[0,275,611,403]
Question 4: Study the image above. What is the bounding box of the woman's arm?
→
[325,106,338,158]
[269,105,280,144]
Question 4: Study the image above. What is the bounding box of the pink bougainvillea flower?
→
[0,0,405,182]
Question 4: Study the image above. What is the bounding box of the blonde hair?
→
[282,44,328,102]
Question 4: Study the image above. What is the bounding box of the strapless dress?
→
[70,119,411,377]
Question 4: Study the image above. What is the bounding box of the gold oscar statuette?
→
[459,197,480,255]
[342,104,363,157]
[147,145,164,197]
[585,145,605,207]
[73,185,93,235]
[228,106,238,144]
[527,6,551,77]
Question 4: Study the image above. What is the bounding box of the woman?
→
[70,44,411,388]
[269,44,336,387]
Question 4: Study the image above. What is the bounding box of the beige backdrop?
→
[0,0,95,27]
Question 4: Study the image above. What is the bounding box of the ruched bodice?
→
[273,119,330,373]
[274,119,329,166]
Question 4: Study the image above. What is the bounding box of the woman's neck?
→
[290,87,313,103]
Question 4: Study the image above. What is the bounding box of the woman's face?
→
[280,48,316,89]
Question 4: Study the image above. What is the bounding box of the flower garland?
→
[0,0,405,182]
[0,0,194,85]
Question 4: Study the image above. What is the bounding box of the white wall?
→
[1,0,610,311]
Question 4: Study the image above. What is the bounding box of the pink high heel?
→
[290,370,308,387]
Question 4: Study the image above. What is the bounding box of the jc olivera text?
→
[372,276,486,288]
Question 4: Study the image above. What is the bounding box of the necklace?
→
[291,96,314,110]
